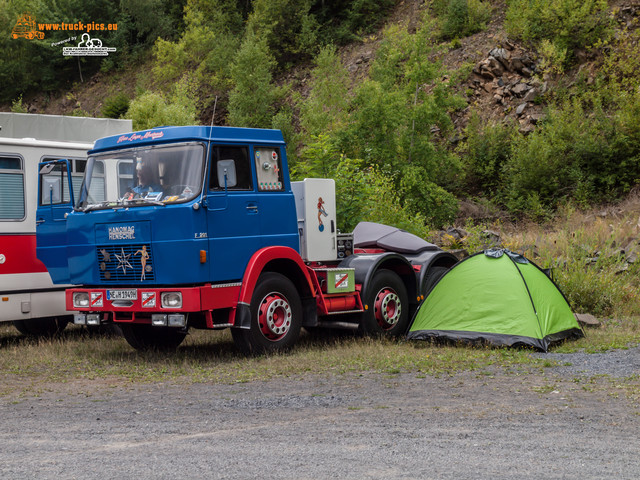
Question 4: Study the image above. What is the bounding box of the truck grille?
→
[97,244,155,283]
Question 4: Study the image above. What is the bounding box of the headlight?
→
[73,292,90,308]
[161,292,182,308]
[152,314,167,326]
[168,314,186,327]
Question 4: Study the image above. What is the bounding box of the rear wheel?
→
[120,324,187,351]
[422,265,449,296]
[232,272,302,355]
[12,317,70,337]
[359,269,409,337]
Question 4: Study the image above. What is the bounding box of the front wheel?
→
[359,269,409,337]
[12,316,70,337]
[232,272,302,355]
[120,324,187,351]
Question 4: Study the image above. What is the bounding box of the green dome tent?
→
[407,249,583,352]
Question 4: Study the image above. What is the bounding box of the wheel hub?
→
[374,288,401,330]
[258,293,292,340]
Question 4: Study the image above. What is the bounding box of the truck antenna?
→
[210,96,218,127]
[201,96,218,207]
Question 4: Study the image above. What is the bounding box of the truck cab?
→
[37,126,457,353]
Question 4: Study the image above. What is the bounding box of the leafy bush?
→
[433,0,492,40]
[502,88,640,217]
[505,0,612,70]
[600,28,640,92]
[333,156,430,238]
[126,81,198,130]
[399,164,459,229]
[11,95,28,113]
[102,93,130,119]
[459,113,516,195]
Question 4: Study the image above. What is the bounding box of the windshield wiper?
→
[121,198,166,207]
[82,198,166,211]
[82,201,112,212]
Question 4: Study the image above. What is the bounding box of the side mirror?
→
[217,159,237,188]
[42,177,62,204]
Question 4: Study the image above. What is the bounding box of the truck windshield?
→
[78,142,205,210]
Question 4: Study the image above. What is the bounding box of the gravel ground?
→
[1,347,639,480]
[535,345,640,377]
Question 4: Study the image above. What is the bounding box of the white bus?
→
[0,113,131,335]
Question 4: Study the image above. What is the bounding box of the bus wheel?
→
[232,272,302,355]
[120,324,187,351]
[12,317,69,337]
[360,269,409,337]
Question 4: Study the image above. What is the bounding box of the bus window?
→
[0,156,25,220]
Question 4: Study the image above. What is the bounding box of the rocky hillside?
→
[9,1,639,143]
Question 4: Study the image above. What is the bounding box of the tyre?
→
[12,317,70,337]
[359,269,409,337]
[422,265,449,296]
[120,324,187,351]
[232,272,302,355]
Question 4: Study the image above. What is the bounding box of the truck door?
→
[206,145,260,282]
[35,159,74,284]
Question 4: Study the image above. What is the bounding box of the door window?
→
[209,146,252,190]
[0,156,25,220]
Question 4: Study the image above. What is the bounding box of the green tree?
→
[153,0,243,97]
[298,45,350,137]
[311,0,395,44]
[245,0,318,66]
[227,34,284,128]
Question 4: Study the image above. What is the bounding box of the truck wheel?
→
[120,324,187,351]
[232,272,302,355]
[423,265,449,296]
[12,317,69,337]
[360,269,409,337]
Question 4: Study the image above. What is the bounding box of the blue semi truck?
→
[36,126,456,353]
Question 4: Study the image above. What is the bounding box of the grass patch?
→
[1,313,637,397]
[0,323,547,395]
[3,200,640,395]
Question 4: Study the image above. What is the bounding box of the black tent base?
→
[407,328,584,353]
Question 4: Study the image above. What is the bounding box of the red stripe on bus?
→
[0,234,48,274]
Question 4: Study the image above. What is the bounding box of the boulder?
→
[522,88,538,103]
[482,229,501,246]
[489,47,510,69]
[574,313,600,327]
[511,83,530,97]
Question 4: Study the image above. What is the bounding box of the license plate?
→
[107,289,137,300]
